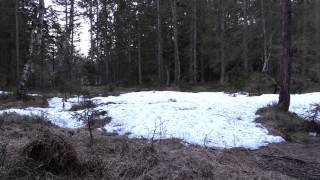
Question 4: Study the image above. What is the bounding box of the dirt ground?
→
[0,113,320,180]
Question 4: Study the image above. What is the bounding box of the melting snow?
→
[1,91,319,149]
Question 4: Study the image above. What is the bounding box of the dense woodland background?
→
[0,0,319,94]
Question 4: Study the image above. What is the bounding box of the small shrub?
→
[306,103,320,122]
[73,108,106,146]
[70,100,96,111]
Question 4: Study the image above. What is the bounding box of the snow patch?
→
[1,91,319,149]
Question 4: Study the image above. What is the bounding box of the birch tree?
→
[17,0,45,98]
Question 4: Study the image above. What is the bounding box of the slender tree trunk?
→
[261,0,269,73]
[89,0,94,60]
[17,0,45,98]
[171,0,180,83]
[138,33,142,85]
[70,0,74,57]
[220,0,226,85]
[278,0,292,112]
[65,0,68,29]
[302,0,307,77]
[315,0,320,81]
[192,0,197,82]
[243,0,248,72]
[156,0,163,84]
[15,0,20,84]
[96,0,101,85]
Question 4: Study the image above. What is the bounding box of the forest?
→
[0,0,320,179]
[0,0,319,94]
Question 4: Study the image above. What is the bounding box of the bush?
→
[73,108,108,146]
[306,103,320,122]
[70,100,96,111]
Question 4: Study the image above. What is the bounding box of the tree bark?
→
[138,28,142,85]
[17,0,45,98]
[261,0,268,72]
[15,0,20,85]
[243,0,249,72]
[302,0,307,77]
[171,0,181,84]
[192,0,197,82]
[220,0,226,85]
[315,0,320,81]
[278,0,292,112]
[156,0,163,84]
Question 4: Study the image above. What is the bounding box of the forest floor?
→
[0,112,320,180]
[0,89,320,179]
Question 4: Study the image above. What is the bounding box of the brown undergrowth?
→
[1,113,318,179]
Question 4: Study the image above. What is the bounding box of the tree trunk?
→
[243,0,248,72]
[315,0,320,81]
[171,0,180,84]
[156,0,163,84]
[261,0,268,72]
[15,0,20,85]
[278,0,292,112]
[17,0,45,98]
[192,0,197,82]
[89,0,94,61]
[70,0,74,63]
[138,31,142,85]
[302,0,307,77]
[220,0,226,85]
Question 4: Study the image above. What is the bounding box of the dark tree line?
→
[0,0,319,95]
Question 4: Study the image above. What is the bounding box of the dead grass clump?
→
[256,106,320,142]
[117,145,158,178]
[0,94,48,110]
[23,131,81,176]
[0,142,7,167]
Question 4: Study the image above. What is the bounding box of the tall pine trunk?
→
[316,0,320,81]
[219,0,226,85]
[15,0,20,85]
[138,26,142,85]
[302,0,307,77]
[192,0,197,82]
[278,0,292,112]
[171,0,180,84]
[243,0,248,72]
[156,0,163,84]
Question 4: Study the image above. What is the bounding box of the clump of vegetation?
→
[73,108,109,146]
[0,142,7,167]
[256,105,320,143]
[306,103,320,122]
[23,131,82,176]
[70,100,96,111]
[0,94,48,110]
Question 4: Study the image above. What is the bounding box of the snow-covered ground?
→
[1,91,319,149]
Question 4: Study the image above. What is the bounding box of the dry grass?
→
[256,106,320,143]
[0,94,48,110]
[0,113,304,180]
